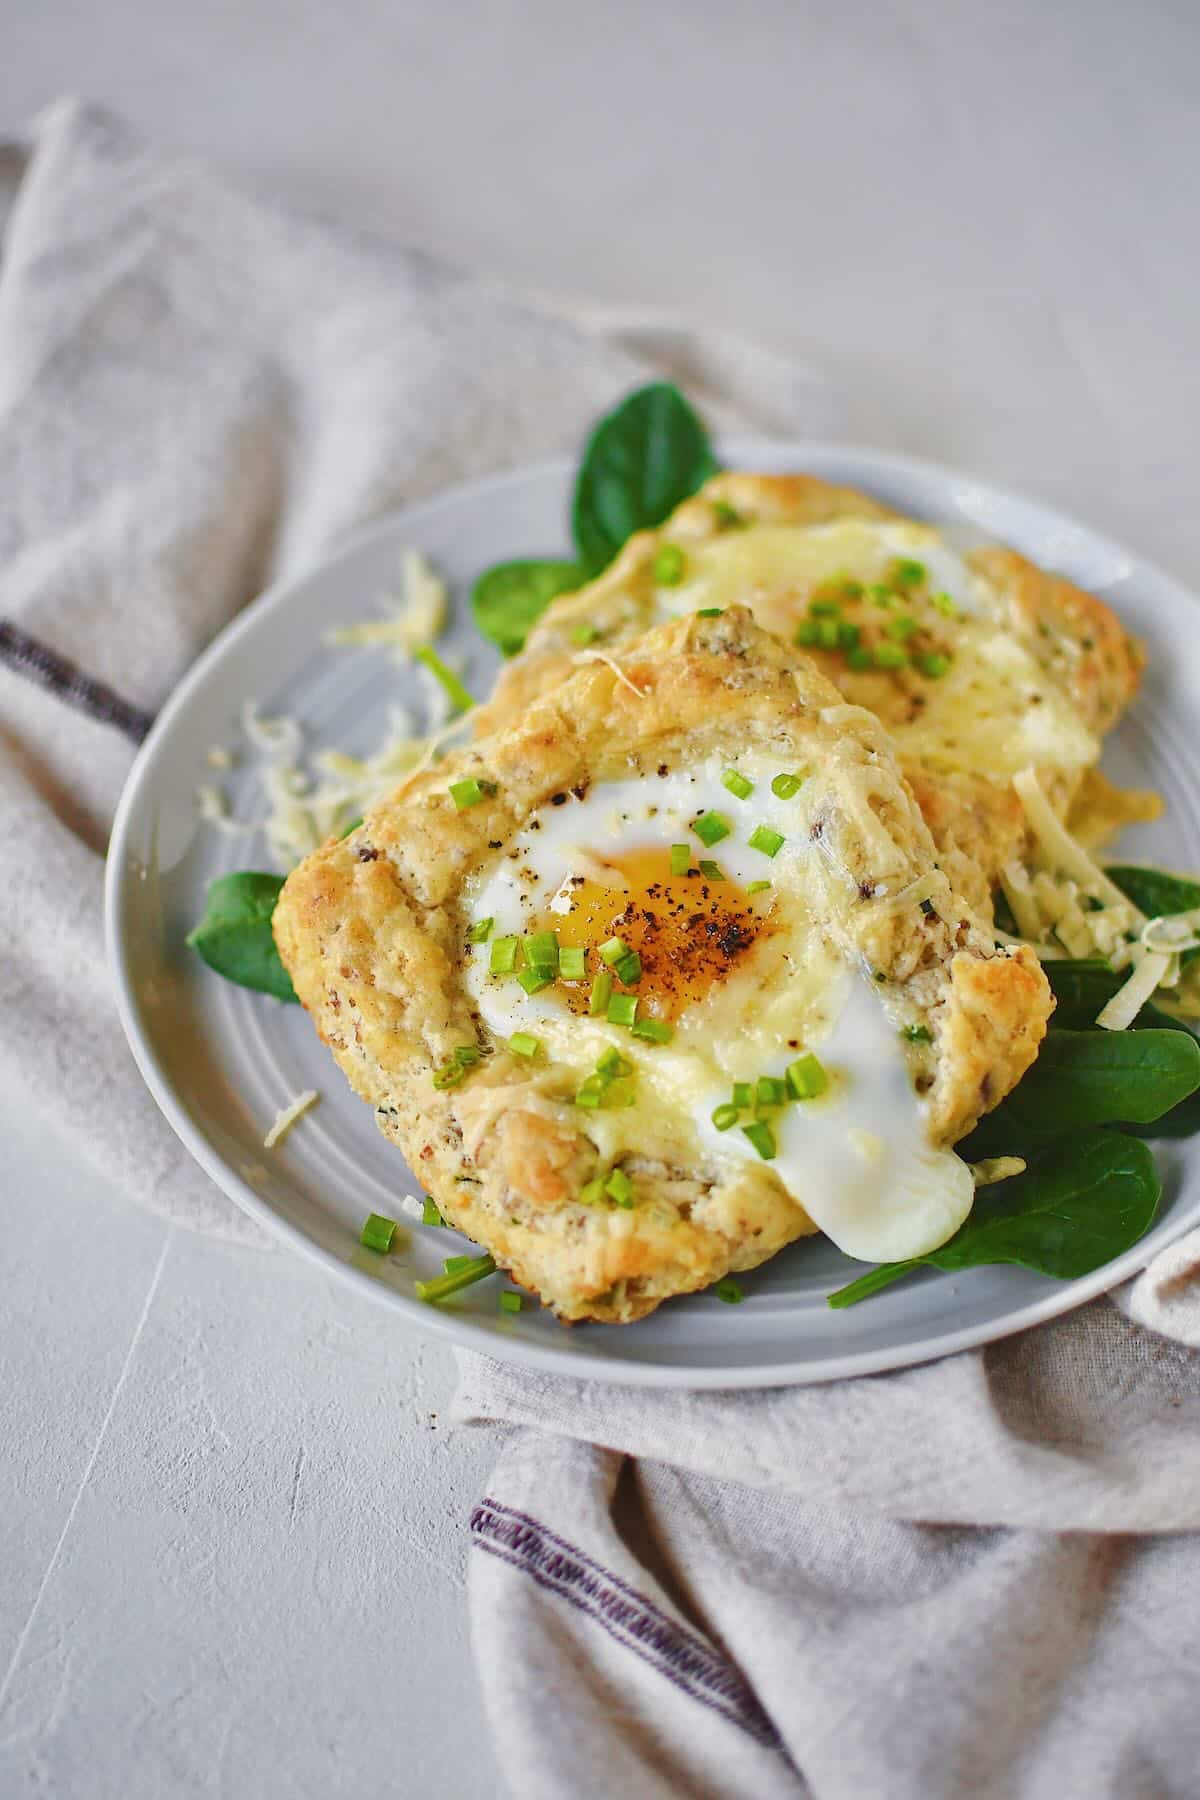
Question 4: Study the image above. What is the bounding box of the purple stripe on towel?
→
[470,1496,783,1751]
[0,622,156,743]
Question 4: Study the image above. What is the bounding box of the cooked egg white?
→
[463,752,974,1263]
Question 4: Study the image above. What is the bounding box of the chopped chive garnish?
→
[712,1102,740,1131]
[589,971,613,1016]
[748,824,785,858]
[453,1045,481,1066]
[614,951,643,986]
[902,1023,933,1043]
[847,646,875,670]
[931,591,957,616]
[596,1046,628,1077]
[574,1076,607,1108]
[712,499,742,529]
[731,1081,752,1109]
[916,652,951,679]
[837,621,861,651]
[490,934,519,974]
[579,1176,606,1206]
[755,1075,788,1108]
[809,597,841,617]
[444,1253,475,1274]
[340,816,364,838]
[890,558,926,589]
[571,622,599,646]
[416,1253,496,1305]
[868,583,892,605]
[814,618,839,649]
[721,768,754,800]
[524,929,559,970]
[559,945,587,979]
[872,642,909,670]
[698,859,725,881]
[415,645,475,713]
[696,606,724,617]
[449,776,496,809]
[360,1212,397,1253]
[509,1031,541,1058]
[746,879,772,894]
[742,1120,777,1160]
[467,917,494,944]
[669,843,691,876]
[693,810,731,847]
[786,1053,828,1100]
[795,619,820,646]
[771,772,804,799]
[714,1278,744,1304]
[607,993,638,1027]
[517,967,554,995]
[654,544,686,585]
[598,936,630,965]
[499,1290,523,1314]
[632,1016,674,1044]
[885,614,920,641]
[421,1197,444,1227]
[604,1167,634,1207]
[838,578,864,599]
[432,1062,468,1090]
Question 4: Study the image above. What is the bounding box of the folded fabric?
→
[4,100,1200,1800]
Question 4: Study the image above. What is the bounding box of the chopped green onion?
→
[748,824,785,858]
[711,1103,740,1131]
[571,622,599,646]
[416,1253,496,1305]
[509,1031,541,1058]
[607,993,638,1027]
[517,967,554,995]
[421,1197,444,1227]
[524,929,559,970]
[742,1120,777,1160]
[931,591,958,616]
[916,652,951,679]
[809,597,842,618]
[721,768,755,800]
[415,645,475,713]
[596,1047,629,1077]
[467,917,494,944]
[731,1081,752,1109]
[632,1016,674,1044]
[490,934,519,974]
[588,972,613,1016]
[499,1290,523,1314]
[902,1023,933,1044]
[847,646,875,670]
[574,1076,607,1108]
[579,1176,606,1206]
[453,1045,481,1067]
[340,816,364,838]
[746,879,772,895]
[771,772,804,799]
[890,558,926,589]
[444,1253,475,1274]
[449,776,496,810]
[814,618,839,649]
[786,1052,828,1100]
[698,859,725,881]
[696,606,724,617]
[654,544,686,585]
[712,500,742,529]
[605,1080,637,1108]
[794,619,820,646]
[432,1062,468,1090]
[559,945,587,979]
[838,578,865,599]
[604,1167,634,1207]
[755,1075,788,1108]
[614,951,643,986]
[693,811,731,847]
[837,621,861,652]
[360,1212,397,1253]
[669,843,691,876]
[598,936,630,966]
[872,642,909,670]
[885,614,920,642]
[869,585,894,607]
[714,1278,744,1304]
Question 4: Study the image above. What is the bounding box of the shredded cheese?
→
[971,1156,1027,1187]
[263,1088,319,1148]
[579,649,649,697]
[1096,953,1173,1031]
[326,549,449,663]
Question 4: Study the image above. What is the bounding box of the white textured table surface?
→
[2,3,1197,1795]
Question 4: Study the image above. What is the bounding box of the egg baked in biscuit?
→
[273,607,1052,1324]
[476,472,1152,912]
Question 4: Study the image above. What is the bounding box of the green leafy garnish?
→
[470,559,584,656]
[187,872,297,1002]
[572,383,718,577]
[827,1132,1160,1308]
[1107,865,1200,966]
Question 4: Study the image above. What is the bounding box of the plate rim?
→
[105,438,1200,1389]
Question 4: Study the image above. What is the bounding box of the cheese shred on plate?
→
[263,1088,320,1148]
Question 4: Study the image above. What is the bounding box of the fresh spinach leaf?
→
[961,1028,1200,1159]
[470,558,584,656]
[1107,864,1200,967]
[187,871,297,1002]
[572,383,718,577]
[1045,960,1178,1032]
[828,1131,1160,1308]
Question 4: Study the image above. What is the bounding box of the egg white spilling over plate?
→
[464,755,973,1263]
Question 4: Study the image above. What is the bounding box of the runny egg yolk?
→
[534,847,771,1023]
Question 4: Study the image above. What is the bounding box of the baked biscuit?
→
[476,472,1147,912]
[274,607,1052,1324]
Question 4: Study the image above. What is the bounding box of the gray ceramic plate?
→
[106,439,1200,1387]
